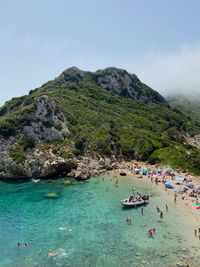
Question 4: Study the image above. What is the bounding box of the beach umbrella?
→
[142,170,148,174]
[167,168,174,171]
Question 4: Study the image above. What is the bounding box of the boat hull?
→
[120,199,149,207]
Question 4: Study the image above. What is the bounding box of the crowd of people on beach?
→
[113,161,200,240]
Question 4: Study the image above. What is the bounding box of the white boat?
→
[120,198,149,207]
[31,178,40,183]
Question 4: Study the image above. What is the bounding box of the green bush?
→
[60,151,74,159]
[53,123,62,131]
[0,121,17,137]
[19,136,35,151]
[73,149,81,156]
[9,148,25,164]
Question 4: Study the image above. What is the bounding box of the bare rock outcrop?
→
[23,95,69,143]
[93,68,170,107]
[184,133,200,149]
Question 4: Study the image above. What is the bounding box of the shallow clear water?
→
[0,173,199,267]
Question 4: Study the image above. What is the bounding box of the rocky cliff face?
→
[23,95,69,143]
[0,95,71,179]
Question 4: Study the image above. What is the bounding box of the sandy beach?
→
[112,159,200,226]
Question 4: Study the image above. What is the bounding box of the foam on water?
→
[0,174,199,266]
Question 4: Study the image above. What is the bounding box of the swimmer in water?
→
[153,227,155,233]
[24,242,28,247]
[156,205,160,212]
[126,217,131,223]
[48,252,58,257]
[148,230,153,236]
[141,208,143,215]
[17,243,20,248]
[160,211,163,218]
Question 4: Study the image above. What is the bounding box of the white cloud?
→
[125,43,200,96]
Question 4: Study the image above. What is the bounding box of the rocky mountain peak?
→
[93,67,170,107]
[58,66,85,83]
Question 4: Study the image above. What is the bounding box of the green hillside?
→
[1,67,200,175]
[167,94,200,124]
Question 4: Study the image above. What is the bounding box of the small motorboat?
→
[120,195,149,207]
[120,198,149,207]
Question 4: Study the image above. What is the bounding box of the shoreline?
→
[110,159,200,225]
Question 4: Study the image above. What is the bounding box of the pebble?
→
[176,262,184,267]
[160,253,166,257]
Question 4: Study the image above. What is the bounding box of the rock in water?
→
[63,180,71,185]
[44,193,59,199]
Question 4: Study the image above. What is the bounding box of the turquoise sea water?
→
[0,173,199,267]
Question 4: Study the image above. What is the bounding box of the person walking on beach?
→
[165,204,168,212]
[174,196,177,203]
[195,229,197,237]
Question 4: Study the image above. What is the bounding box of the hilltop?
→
[0,67,200,179]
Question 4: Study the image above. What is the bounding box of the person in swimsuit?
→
[48,252,58,257]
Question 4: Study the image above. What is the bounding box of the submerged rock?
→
[63,180,71,185]
[44,193,58,199]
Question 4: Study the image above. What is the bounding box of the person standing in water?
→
[153,227,155,233]
[165,204,168,212]
[141,208,143,215]
[160,211,163,218]
[148,229,153,236]
[17,243,20,248]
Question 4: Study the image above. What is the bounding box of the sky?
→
[0,0,200,106]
